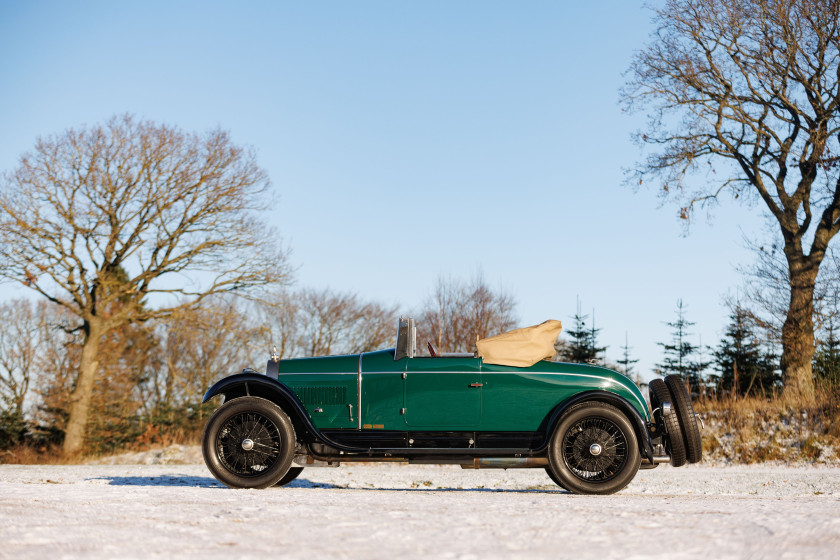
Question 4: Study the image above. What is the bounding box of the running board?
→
[460,457,549,469]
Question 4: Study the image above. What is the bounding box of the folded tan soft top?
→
[476,319,563,367]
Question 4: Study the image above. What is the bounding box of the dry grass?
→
[0,428,202,465]
[695,383,840,464]
[0,444,77,465]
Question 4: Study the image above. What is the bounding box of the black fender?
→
[535,390,654,461]
[202,373,368,453]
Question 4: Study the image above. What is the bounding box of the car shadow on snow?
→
[339,486,569,494]
[284,479,342,489]
[88,474,223,487]
[88,475,342,489]
[86,475,565,492]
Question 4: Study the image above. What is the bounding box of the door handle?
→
[469,383,483,388]
[348,404,354,421]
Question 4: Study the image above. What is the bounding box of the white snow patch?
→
[1,461,838,559]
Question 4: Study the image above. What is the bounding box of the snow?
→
[1,460,838,559]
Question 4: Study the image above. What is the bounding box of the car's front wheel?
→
[202,397,296,489]
[547,402,641,495]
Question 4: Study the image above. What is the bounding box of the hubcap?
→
[562,417,628,482]
[215,412,282,477]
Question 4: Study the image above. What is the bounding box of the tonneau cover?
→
[476,319,563,367]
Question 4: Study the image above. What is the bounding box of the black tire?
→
[664,375,702,464]
[202,397,296,489]
[544,467,567,490]
[547,402,641,495]
[274,466,304,487]
[649,378,687,467]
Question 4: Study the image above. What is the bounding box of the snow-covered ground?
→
[1,459,838,560]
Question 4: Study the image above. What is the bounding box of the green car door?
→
[403,356,482,428]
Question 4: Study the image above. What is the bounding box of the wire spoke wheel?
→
[548,402,640,494]
[562,417,628,482]
[202,397,296,489]
[216,412,282,477]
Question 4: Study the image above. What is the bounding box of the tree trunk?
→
[62,320,102,455]
[780,254,818,405]
[732,360,738,399]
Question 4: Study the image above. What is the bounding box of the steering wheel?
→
[427,341,438,357]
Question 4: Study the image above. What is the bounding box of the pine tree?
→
[814,319,840,387]
[712,304,780,397]
[560,309,592,363]
[655,300,708,393]
[558,300,606,364]
[617,332,640,382]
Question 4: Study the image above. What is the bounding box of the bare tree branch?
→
[0,114,292,453]
[622,0,840,403]
[416,272,518,354]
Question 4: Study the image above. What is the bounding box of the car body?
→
[201,318,702,494]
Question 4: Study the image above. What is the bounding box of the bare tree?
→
[258,288,398,358]
[295,288,398,356]
[425,275,458,352]
[736,237,840,341]
[417,273,518,353]
[30,302,81,443]
[0,300,40,445]
[256,290,301,360]
[83,318,158,453]
[142,297,264,420]
[622,0,840,403]
[30,297,264,451]
[0,115,291,454]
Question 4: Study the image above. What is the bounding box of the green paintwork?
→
[278,355,358,429]
[405,357,481,427]
[275,349,649,432]
[479,361,648,431]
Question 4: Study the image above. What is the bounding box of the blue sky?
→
[0,1,768,377]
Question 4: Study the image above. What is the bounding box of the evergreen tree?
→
[655,300,708,393]
[617,332,640,382]
[560,309,592,363]
[712,304,780,397]
[814,319,840,387]
[559,300,606,364]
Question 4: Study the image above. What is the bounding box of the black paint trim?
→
[320,430,544,451]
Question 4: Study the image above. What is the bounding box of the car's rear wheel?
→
[649,378,686,467]
[202,397,296,489]
[547,402,641,495]
[664,375,702,464]
[544,467,567,490]
[274,466,304,487]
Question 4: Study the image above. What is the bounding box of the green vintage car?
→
[201,318,702,495]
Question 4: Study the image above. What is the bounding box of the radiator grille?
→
[290,385,348,405]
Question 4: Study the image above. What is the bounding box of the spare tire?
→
[664,375,702,464]
[649,378,686,467]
